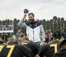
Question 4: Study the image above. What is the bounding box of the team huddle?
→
[0,38,66,57]
[0,10,66,57]
[0,41,56,57]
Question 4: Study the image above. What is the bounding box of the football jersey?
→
[22,41,39,57]
[39,43,60,57]
[0,44,32,57]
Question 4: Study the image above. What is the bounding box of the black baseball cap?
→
[24,9,29,13]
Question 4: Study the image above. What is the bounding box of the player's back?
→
[0,44,32,57]
[22,41,40,57]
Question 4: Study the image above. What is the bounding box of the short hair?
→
[22,36,29,41]
[28,13,34,17]
[24,36,29,40]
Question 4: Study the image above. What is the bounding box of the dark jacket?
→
[53,48,66,57]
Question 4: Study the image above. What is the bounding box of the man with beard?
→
[18,10,45,43]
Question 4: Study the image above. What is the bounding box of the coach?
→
[18,10,45,42]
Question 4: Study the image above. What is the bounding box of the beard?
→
[29,19,34,23]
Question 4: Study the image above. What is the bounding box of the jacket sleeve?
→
[40,25,45,41]
[18,18,26,28]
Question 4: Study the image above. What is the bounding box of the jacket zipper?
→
[33,29,34,41]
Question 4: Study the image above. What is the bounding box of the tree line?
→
[0,16,66,35]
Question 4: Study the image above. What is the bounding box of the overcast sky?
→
[0,0,66,20]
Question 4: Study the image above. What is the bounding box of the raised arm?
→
[18,13,27,28]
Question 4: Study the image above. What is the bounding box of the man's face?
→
[28,14,34,22]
